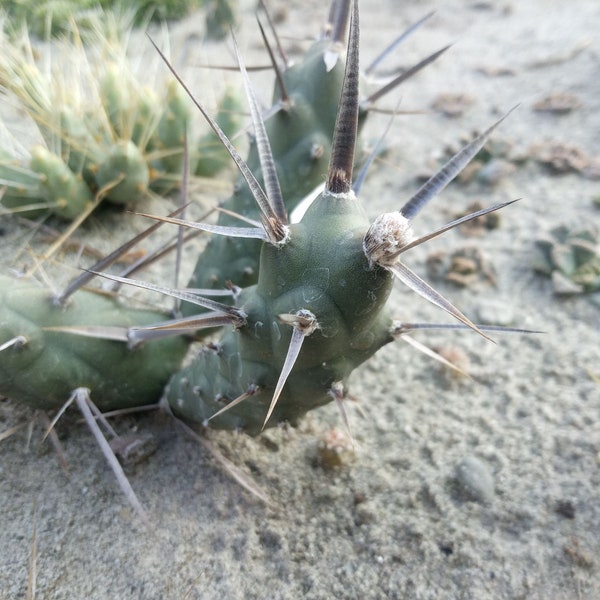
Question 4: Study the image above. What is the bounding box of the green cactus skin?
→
[153,80,192,176]
[131,86,162,149]
[58,106,105,183]
[181,37,347,315]
[99,62,134,140]
[96,139,151,204]
[204,0,237,41]
[29,145,95,220]
[2,0,204,39]
[167,191,395,434]
[0,274,189,411]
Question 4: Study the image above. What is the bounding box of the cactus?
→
[203,0,237,40]
[0,0,528,517]
[179,1,448,317]
[95,140,151,204]
[29,144,96,219]
[0,151,46,217]
[126,0,522,436]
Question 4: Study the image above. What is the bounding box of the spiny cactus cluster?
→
[0,0,526,516]
[0,13,242,219]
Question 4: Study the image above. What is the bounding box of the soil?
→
[1,1,599,598]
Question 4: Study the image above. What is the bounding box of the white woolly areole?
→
[363,211,415,267]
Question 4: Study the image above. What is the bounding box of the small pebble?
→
[454,455,495,503]
[555,499,576,519]
[316,427,355,469]
[476,299,514,326]
[432,93,476,117]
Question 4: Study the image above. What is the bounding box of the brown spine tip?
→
[325,0,359,195]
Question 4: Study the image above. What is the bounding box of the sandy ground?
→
[1,0,599,598]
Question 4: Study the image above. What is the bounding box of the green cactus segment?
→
[131,87,162,149]
[153,80,192,175]
[96,140,150,204]
[167,192,394,434]
[0,274,189,411]
[99,62,134,139]
[181,40,347,316]
[1,0,204,39]
[29,145,95,220]
[195,87,243,177]
[58,107,104,179]
[0,17,243,220]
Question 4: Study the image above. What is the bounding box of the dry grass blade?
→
[38,194,104,269]
[41,393,77,443]
[26,501,37,600]
[37,412,70,475]
[173,418,274,507]
[330,382,354,447]
[0,420,30,442]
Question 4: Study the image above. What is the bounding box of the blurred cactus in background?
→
[0,8,242,219]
